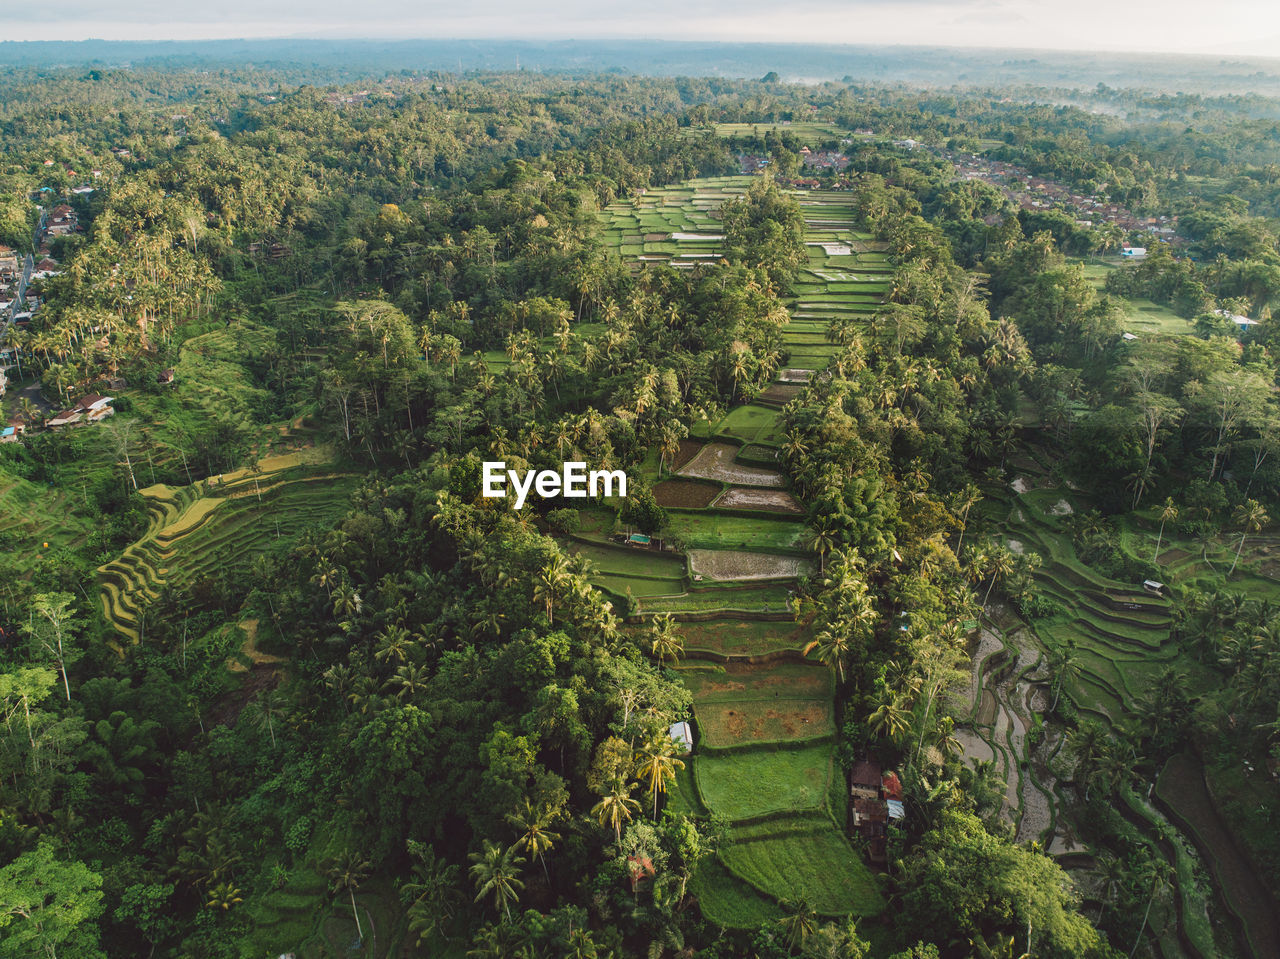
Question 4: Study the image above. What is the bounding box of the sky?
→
[9,0,1280,56]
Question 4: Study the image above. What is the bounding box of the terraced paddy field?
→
[0,475,92,557]
[720,816,885,917]
[694,743,834,819]
[653,479,720,508]
[709,404,785,444]
[599,182,882,927]
[712,122,852,144]
[677,441,785,487]
[598,176,754,269]
[976,458,1280,956]
[677,617,812,657]
[634,582,794,616]
[688,548,809,581]
[98,448,358,647]
[666,512,803,551]
[678,660,833,747]
[712,487,801,513]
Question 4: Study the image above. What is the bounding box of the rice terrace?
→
[6,42,1280,959]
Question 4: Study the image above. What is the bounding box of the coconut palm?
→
[468,840,525,922]
[981,546,1016,607]
[1049,638,1080,712]
[648,613,683,665]
[804,626,851,683]
[324,849,371,940]
[374,623,414,665]
[636,733,684,819]
[1129,857,1173,958]
[805,518,839,573]
[1229,498,1269,576]
[505,800,560,880]
[591,787,640,847]
[250,688,288,747]
[1153,498,1178,564]
[776,899,818,952]
[869,695,912,743]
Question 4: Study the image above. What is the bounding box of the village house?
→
[44,204,79,238]
[1,419,25,444]
[45,394,115,430]
[849,760,906,865]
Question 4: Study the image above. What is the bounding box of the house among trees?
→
[1,418,25,444]
[45,394,115,429]
[669,721,693,753]
[45,204,79,238]
[850,760,905,864]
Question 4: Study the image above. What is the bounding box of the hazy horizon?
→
[7,0,1280,57]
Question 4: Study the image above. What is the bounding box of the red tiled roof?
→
[881,771,903,800]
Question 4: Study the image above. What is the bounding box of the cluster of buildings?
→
[799,146,851,171]
[42,204,79,239]
[850,759,905,865]
[44,393,116,430]
[944,149,1184,243]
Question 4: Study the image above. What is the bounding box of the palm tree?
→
[952,483,981,557]
[1129,857,1173,958]
[592,787,640,847]
[1153,498,1178,564]
[648,613,683,665]
[1229,498,1269,576]
[505,800,560,880]
[374,624,413,665]
[468,840,525,922]
[805,519,839,573]
[869,695,912,743]
[250,688,288,747]
[1049,638,1080,712]
[804,626,851,683]
[981,546,1016,607]
[636,734,685,819]
[325,849,371,941]
[534,554,571,625]
[776,899,818,952]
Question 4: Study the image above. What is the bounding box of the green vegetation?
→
[9,49,1280,959]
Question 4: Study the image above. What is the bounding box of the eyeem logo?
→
[482,461,627,510]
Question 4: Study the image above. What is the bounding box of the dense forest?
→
[2,52,1280,959]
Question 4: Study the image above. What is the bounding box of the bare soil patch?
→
[759,383,803,404]
[672,438,704,471]
[689,549,808,581]
[653,479,720,509]
[705,701,830,745]
[714,487,802,514]
[679,442,784,487]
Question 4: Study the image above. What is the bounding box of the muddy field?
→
[672,438,704,471]
[697,701,831,746]
[688,549,808,581]
[653,479,720,508]
[714,487,803,513]
[758,383,803,404]
[778,368,816,383]
[678,442,784,487]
